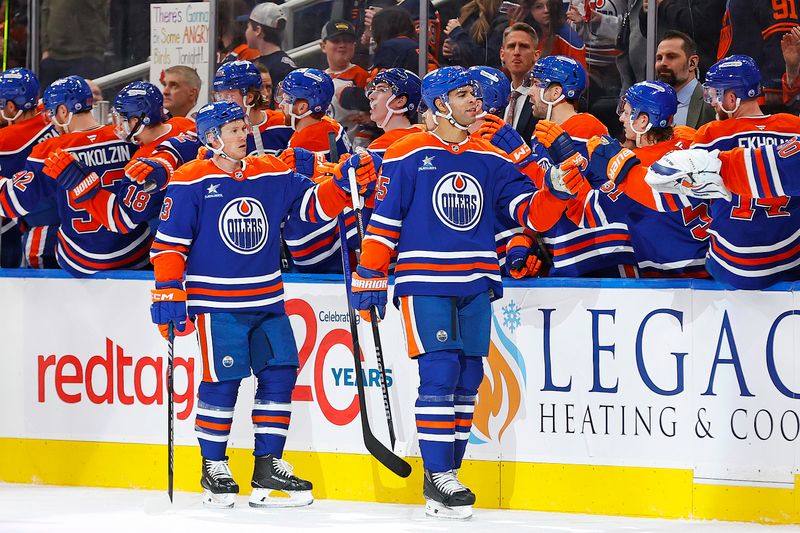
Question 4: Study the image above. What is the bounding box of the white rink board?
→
[1,275,799,487]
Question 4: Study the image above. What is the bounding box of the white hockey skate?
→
[423,469,475,519]
[201,457,239,508]
[249,454,314,508]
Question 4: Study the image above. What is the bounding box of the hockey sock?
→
[196,379,241,460]
[415,350,461,473]
[253,365,297,458]
[454,355,484,469]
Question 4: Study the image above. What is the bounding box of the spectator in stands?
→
[780,25,800,112]
[640,0,726,76]
[655,30,715,128]
[441,0,508,68]
[161,66,201,119]
[522,0,587,71]
[716,0,798,108]
[254,62,275,108]
[321,21,372,144]
[244,2,298,85]
[616,0,647,92]
[499,23,540,145]
[40,0,110,87]
[218,0,261,64]
[566,0,624,98]
[370,6,422,72]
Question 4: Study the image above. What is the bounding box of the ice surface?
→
[1,484,798,533]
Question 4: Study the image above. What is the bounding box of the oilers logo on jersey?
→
[218,197,268,254]
[432,172,483,231]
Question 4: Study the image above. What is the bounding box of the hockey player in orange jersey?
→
[68,81,196,234]
[149,100,377,509]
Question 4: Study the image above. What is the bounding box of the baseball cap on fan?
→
[238,2,287,29]
[321,20,357,41]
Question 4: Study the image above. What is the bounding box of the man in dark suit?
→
[499,23,540,145]
[655,30,716,129]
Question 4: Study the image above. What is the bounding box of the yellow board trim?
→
[1,438,797,524]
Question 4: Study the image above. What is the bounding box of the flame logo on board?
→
[471,309,527,444]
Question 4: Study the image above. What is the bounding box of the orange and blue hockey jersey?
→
[79,117,197,233]
[151,156,350,315]
[0,125,148,276]
[598,133,710,277]
[248,110,293,156]
[283,116,353,273]
[691,114,800,288]
[532,113,637,277]
[0,114,58,267]
[361,131,556,300]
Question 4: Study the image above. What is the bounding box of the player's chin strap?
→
[433,101,470,131]
[379,94,409,129]
[125,115,148,144]
[539,88,565,122]
[206,134,241,163]
[718,96,742,118]
[286,99,312,130]
[1,107,22,123]
[629,117,653,148]
[50,111,75,133]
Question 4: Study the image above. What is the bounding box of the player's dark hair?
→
[646,126,674,145]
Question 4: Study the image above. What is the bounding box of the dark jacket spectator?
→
[716,0,798,106]
[638,0,726,76]
[443,0,509,68]
[40,0,110,87]
[340,7,421,112]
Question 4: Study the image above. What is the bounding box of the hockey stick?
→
[167,321,175,503]
[347,165,398,450]
[329,133,411,478]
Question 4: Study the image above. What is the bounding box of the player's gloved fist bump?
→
[543,161,580,200]
[535,120,575,163]
[561,157,591,197]
[150,280,195,339]
[334,151,382,196]
[125,157,172,192]
[43,147,101,203]
[279,147,317,177]
[477,115,529,159]
[350,265,388,322]
[506,233,542,279]
[586,135,639,185]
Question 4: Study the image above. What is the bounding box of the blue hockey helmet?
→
[529,55,587,101]
[278,68,334,114]
[0,68,40,119]
[468,66,510,115]
[213,60,262,95]
[112,81,167,142]
[619,80,677,129]
[195,100,247,149]
[43,75,93,115]
[421,66,480,111]
[703,54,762,102]
[368,68,422,114]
